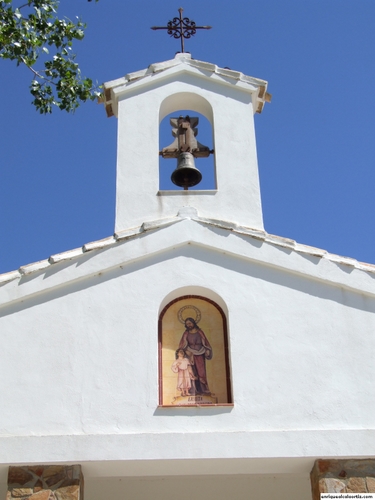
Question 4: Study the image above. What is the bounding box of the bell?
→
[171,152,202,190]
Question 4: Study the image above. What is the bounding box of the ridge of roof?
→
[103,53,272,117]
[104,53,269,90]
[1,209,374,285]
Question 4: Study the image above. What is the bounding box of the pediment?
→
[103,53,271,118]
[1,210,375,313]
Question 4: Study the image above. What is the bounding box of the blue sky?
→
[1,0,374,274]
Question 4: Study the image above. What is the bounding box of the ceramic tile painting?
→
[159,296,232,406]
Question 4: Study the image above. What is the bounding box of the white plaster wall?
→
[2,250,374,435]
[115,72,263,231]
[0,474,312,500]
[1,221,375,473]
[84,474,312,500]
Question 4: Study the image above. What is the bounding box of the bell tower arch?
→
[159,93,215,190]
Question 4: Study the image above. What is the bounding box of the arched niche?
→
[158,293,232,407]
[159,92,216,191]
[159,286,229,317]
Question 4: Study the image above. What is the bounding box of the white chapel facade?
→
[1,52,375,500]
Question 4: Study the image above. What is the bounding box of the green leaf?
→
[1,0,101,113]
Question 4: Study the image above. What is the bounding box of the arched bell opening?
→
[158,93,217,191]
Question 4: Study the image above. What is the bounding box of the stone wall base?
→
[7,465,83,500]
[311,459,375,500]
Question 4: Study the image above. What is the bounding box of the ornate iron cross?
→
[151,8,212,53]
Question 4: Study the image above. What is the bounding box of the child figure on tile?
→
[171,348,196,397]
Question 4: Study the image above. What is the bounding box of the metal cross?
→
[151,7,212,53]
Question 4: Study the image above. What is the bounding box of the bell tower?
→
[103,52,271,232]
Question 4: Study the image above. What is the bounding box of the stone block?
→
[346,477,367,493]
[28,490,55,500]
[54,486,80,500]
[312,459,375,478]
[12,488,33,497]
[322,478,346,493]
[318,479,327,493]
[367,477,375,492]
[27,468,44,478]
[8,468,33,486]
[44,468,67,488]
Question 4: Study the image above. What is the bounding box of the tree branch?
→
[21,56,56,86]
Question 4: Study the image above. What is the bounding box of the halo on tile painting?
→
[159,295,232,406]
